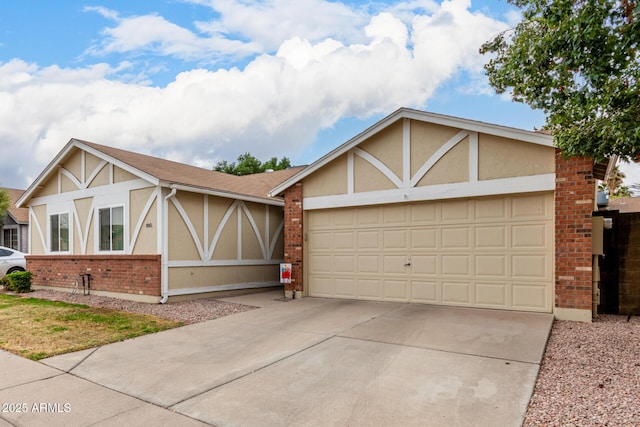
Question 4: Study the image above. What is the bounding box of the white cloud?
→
[0,2,510,189]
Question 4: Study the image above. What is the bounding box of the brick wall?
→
[26,255,161,296]
[555,152,594,312]
[283,183,303,293]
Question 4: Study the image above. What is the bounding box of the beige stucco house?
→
[272,108,602,322]
[17,139,303,302]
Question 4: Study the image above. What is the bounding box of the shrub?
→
[6,271,32,293]
[0,275,9,290]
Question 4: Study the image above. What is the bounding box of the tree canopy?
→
[480,0,640,161]
[213,153,292,176]
[0,188,10,225]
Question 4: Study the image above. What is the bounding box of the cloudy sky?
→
[1,0,638,191]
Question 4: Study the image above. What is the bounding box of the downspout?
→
[159,186,177,304]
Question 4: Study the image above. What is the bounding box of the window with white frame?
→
[99,206,124,251]
[50,213,70,252]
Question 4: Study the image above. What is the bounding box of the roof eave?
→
[163,182,284,206]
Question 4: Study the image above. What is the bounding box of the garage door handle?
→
[404,262,411,266]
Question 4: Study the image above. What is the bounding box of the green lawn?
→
[0,294,182,360]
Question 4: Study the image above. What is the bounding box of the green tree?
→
[480,0,640,161]
[0,188,10,226]
[213,153,291,176]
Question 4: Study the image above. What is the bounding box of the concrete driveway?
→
[0,291,553,426]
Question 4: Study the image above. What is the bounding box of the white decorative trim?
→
[269,107,555,197]
[166,281,280,297]
[353,148,403,188]
[130,188,159,252]
[403,118,411,186]
[237,206,243,259]
[240,203,268,259]
[86,160,108,188]
[410,130,469,187]
[269,220,284,259]
[27,179,154,206]
[469,132,478,183]
[303,174,555,210]
[72,198,95,255]
[61,168,82,190]
[29,209,47,254]
[347,151,355,194]
[170,196,207,260]
[208,200,238,260]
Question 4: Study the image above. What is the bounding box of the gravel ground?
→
[9,289,640,424]
[21,289,258,324]
[524,314,640,427]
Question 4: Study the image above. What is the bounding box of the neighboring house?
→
[608,197,640,213]
[1,188,29,253]
[271,108,603,322]
[17,139,303,302]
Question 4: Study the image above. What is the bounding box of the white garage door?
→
[307,193,553,312]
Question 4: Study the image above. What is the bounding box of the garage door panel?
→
[334,278,356,297]
[383,205,408,225]
[309,232,333,250]
[442,227,471,249]
[383,280,409,301]
[411,228,437,249]
[358,255,381,273]
[310,277,333,296]
[475,255,506,277]
[441,200,472,222]
[512,194,548,219]
[357,230,380,250]
[411,281,438,302]
[442,282,472,304]
[383,255,410,274]
[512,224,547,248]
[334,210,355,226]
[475,226,506,249]
[334,255,356,273]
[475,198,507,220]
[310,254,332,273]
[356,207,380,225]
[442,255,471,276]
[410,203,437,223]
[383,229,408,249]
[411,255,437,274]
[307,194,552,312]
[334,231,355,250]
[357,279,381,298]
[475,283,508,307]
[512,283,549,311]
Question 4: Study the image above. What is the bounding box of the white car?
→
[0,246,26,277]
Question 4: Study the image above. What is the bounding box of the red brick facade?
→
[26,255,161,296]
[555,152,594,312]
[283,183,303,293]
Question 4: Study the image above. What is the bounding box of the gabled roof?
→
[18,139,304,207]
[2,188,28,224]
[269,107,555,197]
